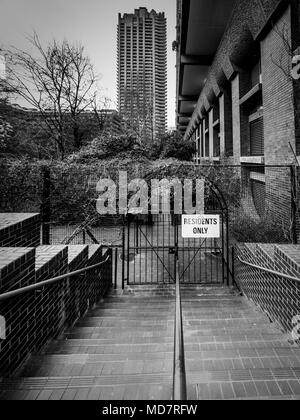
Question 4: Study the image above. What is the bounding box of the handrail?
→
[0,255,111,302]
[237,256,300,284]
[172,260,187,401]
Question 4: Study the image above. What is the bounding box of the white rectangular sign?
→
[182,215,220,239]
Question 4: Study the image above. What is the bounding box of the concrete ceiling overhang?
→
[177,0,235,130]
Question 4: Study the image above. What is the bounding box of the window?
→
[249,116,264,156]
[250,169,266,218]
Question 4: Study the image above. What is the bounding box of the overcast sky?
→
[0,0,177,128]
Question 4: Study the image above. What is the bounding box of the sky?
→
[0,0,177,128]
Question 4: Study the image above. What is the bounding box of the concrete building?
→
[176,0,300,240]
[0,54,5,80]
[176,0,300,165]
[117,7,167,141]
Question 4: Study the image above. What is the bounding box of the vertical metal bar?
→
[222,213,225,285]
[291,166,298,245]
[114,248,118,289]
[210,237,213,284]
[145,215,148,284]
[173,259,187,401]
[156,215,159,283]
[226,211,230,286]
[140,216,142,284]
[122,219,125,290]
[136,219,139,254]
[127,216,130,285]
[232,246,235,288]
[41,166,51,245]
[151,214,153,284]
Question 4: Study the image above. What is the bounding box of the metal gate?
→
[123,179,229,286]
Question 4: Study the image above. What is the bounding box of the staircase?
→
[182,286,300,400]
[1,285,300,400]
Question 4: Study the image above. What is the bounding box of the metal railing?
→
[237,256,300,284]
[172,259,187,401]
[0,249,112,376]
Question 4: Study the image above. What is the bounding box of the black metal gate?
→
[123,179,229,286]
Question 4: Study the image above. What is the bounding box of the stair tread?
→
[1,285,299,401]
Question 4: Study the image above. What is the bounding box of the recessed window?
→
[250,170,266,218]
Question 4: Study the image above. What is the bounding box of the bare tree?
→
[0,68,14,152]
[91,95,115,137]
[3,32,98,158]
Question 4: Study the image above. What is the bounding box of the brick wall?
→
[87,246,108,308]
[34,246,68,352]
[0,244,113,376]
[66,246,89,327]
[261,5,296,166]
[0,248,36,376]
[0,213,40,247]
[235,242,300,341]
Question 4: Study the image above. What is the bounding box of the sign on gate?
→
[182,215,220,239]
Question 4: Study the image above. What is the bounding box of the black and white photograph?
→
[0,0,300,406]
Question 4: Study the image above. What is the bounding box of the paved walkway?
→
[0,285,300,400]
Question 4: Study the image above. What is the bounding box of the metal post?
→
[232,246,235,287]
[122,220,126,290]
[221,213,225,285]
[127,216,130,286]
[114,248,118,289]
[41,166,51,245]
[226,212,230,286]
[291,166,298,245]
[135,218,139,255]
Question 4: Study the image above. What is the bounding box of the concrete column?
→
[202,119,206,158]
[209,109,214,158]
[220,90,234,158]
[199,122,203,158]
[231,75,241,164]
[219,95,225,156]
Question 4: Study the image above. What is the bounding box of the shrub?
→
[230,212,289,244]
[158,131,196,161]
[66,134,147,163]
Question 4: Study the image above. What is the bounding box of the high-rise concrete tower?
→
[117,8,167,141]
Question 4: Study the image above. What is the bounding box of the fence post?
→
[41,166,51,245]
[232,246,235,287]
[122,218,126,290]
[291,166,298,245]
[114,248,118,289]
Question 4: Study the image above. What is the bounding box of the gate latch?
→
[169,247,176,255]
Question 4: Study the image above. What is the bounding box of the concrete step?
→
[22,346,300,379]
[0,374,173,400]
[44,339,294,357]
[1,284,299,401]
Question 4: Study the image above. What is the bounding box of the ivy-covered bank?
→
[0,155,238,218]
[0,156,291,244]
